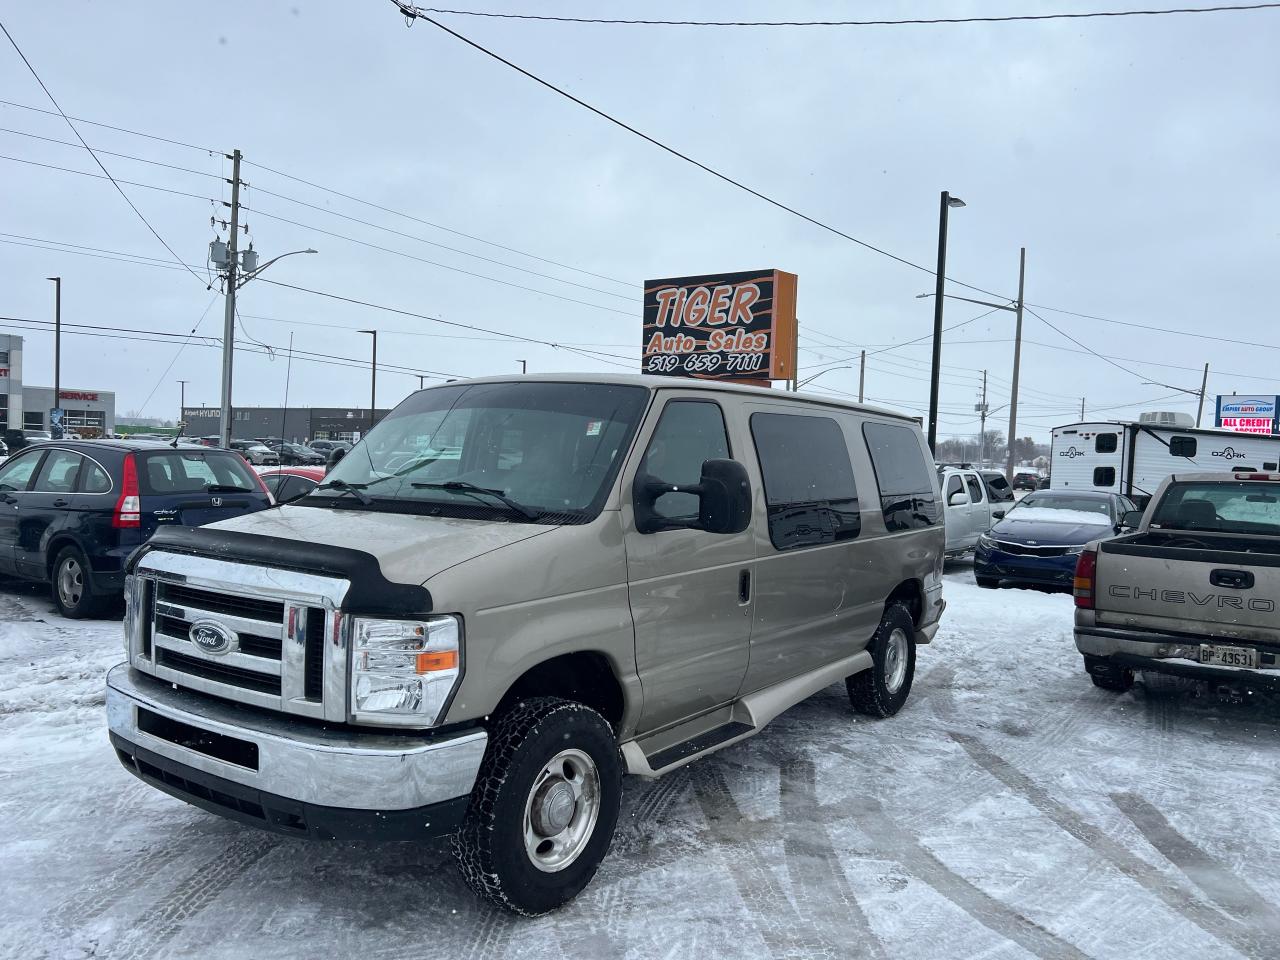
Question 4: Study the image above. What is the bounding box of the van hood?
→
[208,505,557,585]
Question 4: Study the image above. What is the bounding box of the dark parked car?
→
[307,438,351,455]
[974,490,1140,591]
[0,440,273,617]
[3,429,52,452]
[268,441,325,466]
[1012,471,1041,491]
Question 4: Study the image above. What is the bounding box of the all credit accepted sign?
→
[642,269,797,382]
[1216,395,1279,435]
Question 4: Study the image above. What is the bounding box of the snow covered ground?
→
[4,563,1280,960]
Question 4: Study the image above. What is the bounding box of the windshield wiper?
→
[411,481,540,520]
[314,479,373,505]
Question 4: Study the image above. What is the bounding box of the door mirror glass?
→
[948,490,970,507]
[326,447,347,472]
[635,458,751,535]
[1120,509,1144,530]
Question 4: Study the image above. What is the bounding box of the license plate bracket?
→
[1199,644,1258,669]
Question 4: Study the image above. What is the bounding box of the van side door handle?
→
[738,570,751,604]
[1210,569,1254,590]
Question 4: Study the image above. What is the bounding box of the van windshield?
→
[306,381,650,522]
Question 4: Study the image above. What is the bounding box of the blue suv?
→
[0,440,272,617]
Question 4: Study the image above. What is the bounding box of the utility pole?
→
[46,276,61,436]
[1005,247,1026,481]
[280,333,294,441]
[858,350,866,403]
[177,380,189,422]
[518,360,527,375]
[417,375,425,389]
[927,191,966,454]
[1080,397,1086,420]
[1196,363,1209,427]
[978,370,988,465]
[359,329,377,431]
[218,148,242,448]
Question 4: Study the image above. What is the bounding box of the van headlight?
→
[349,615,461,726]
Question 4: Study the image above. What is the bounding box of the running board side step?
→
[621,651,870,778]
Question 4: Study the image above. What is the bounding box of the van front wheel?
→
[847,603,917,718]
[452,697,622,916]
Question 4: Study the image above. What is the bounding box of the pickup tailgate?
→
[1094,533,1280,643]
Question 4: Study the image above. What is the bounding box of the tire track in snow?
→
[103,834,279,960]
[855,795,1092,960]
[693,763,807,960]
[779,754,887,960]
[950,731,1265,958]
[1112,791,1280,938]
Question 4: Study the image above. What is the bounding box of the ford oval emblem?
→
[188,619,236,655]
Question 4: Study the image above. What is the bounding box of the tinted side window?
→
[1095,433,1118,453]
[1093,466,1116,487]
[965,475,984,503]
[261,474,285,496]
[750,413,859,550]
[945,475,963,498]
[862,422,940,530]
[79,460,112,493]
[33,450,84,493]
[1169,436,1197,458]
[641,401,730,521]
[0,452,42,492]
[985,474,1014,502]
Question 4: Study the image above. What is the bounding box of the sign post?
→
[642,269,797,385]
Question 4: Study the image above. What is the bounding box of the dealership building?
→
[181,405,390,443]
[0,334,116,437]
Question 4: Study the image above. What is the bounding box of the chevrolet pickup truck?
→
[1073,471,1280,692]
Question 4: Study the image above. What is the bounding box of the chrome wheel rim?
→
[884,627,910,694]
[57,557,84,608]
[523,747,601,873]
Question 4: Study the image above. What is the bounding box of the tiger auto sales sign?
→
[642,269,798,383]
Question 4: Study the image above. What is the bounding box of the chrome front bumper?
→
[107,664,487,816]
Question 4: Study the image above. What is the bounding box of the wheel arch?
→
[885,578,924,627]
[491,651,628,733]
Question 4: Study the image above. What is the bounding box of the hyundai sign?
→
[1215,395,1279,435]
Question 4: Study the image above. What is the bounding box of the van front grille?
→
[157,649,283,695]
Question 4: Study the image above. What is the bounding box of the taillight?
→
[113,453,141,528]
[1073,548,1098,609]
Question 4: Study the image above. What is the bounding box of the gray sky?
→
[2,1,1277,440]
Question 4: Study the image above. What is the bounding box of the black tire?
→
[51,545,106,619]
[1083,654,1134,692]
[848,603,917,718]
[452,697,622,916]
[975,576,1000,589]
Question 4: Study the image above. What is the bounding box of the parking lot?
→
[4,563,1280,960]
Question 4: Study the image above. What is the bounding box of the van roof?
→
[430,373,918,423]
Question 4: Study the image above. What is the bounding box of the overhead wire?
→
[0,20,210,286]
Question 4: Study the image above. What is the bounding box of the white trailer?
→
[1050,421,1280,505]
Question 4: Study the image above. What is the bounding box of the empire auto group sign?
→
[642,269,798,383]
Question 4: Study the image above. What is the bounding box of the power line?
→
[1023,306,1151,383]
[0,153,215,203]
[1026,301,1280,353]
[391,4,1012,302]
[406,3,1280,26]
[0,125,220,181]
[0,97,216,153]
[0,21,210,286]
[241,204,634,316]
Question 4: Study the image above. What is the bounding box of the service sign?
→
[1216,395,1279,435]
[642,269,797,382]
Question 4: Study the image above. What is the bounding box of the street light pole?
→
[1005,247,1027,482]
[518,360,527,375]
[177,379,188,423]
[1196,363,1209,427]
[927,191,965,455]
[45,276,61,435]
[359,329,377,430]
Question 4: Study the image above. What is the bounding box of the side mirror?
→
[1120,509,1143,531]
[634,458,752,535]
[326,448,347,473]
[992,509,1006,520]
[947,491,970,507]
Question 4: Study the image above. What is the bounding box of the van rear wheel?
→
[452,697,622,916]
[848,602,917,718]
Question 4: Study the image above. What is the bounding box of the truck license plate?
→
[1199,645,1258,669]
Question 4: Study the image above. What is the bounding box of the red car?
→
[258,466,325,503]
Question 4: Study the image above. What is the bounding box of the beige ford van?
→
[107,374,945,914]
